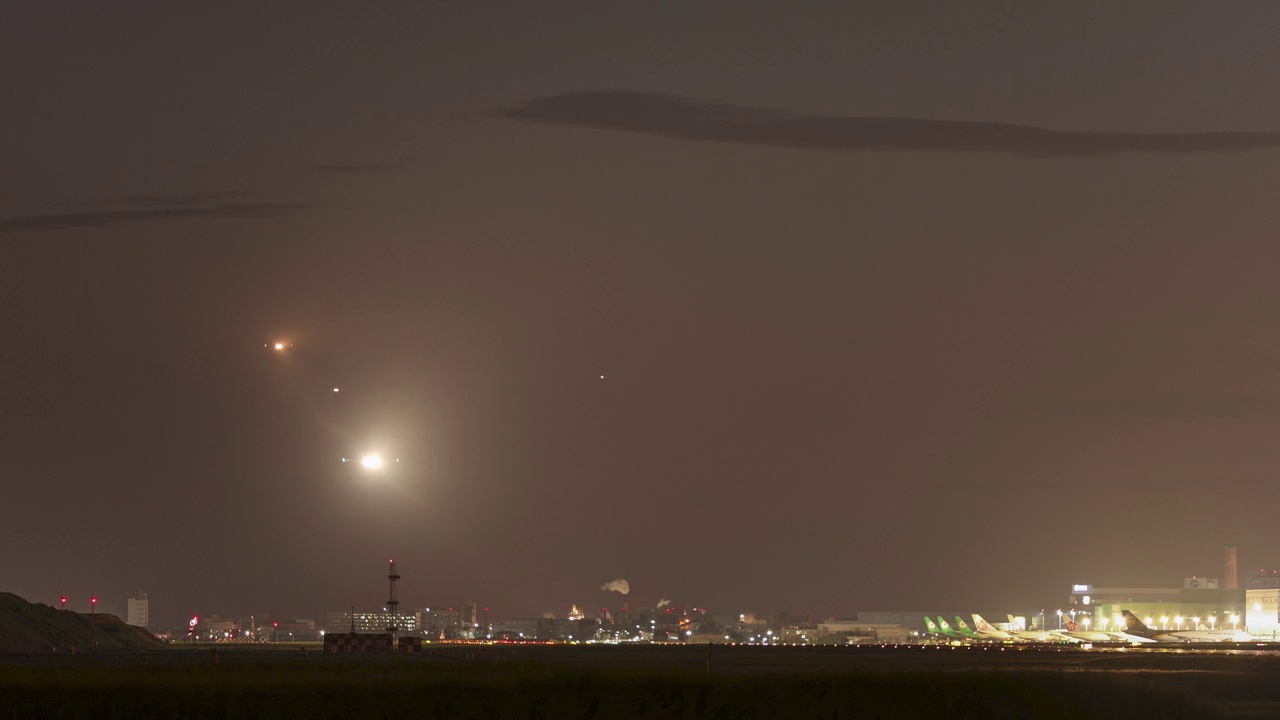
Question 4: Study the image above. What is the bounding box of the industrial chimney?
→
[1225,547,1238,590]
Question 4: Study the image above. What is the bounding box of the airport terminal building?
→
[1068,581,1248,634]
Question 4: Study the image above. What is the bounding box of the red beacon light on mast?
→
[90,596,98,614]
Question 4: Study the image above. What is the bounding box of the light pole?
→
[1056,609,1062,630]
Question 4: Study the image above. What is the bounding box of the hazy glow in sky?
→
[3,1,1280,626]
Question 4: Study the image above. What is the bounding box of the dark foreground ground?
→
[5,644,1280,719]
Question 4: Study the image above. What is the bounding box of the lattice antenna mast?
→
[387,560,401,640]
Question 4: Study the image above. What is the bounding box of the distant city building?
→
[1247,587,1280,636]
[203,616,238,636]
[318,610,417,635]
[1067,584,1181,608]
[1246,572,1280,589]
[814,620,910,644]
[1184,577,1219,589]
[460,602,478,626]
[491,618,540,639]
[419,608,461,632]
[126,592,149,628]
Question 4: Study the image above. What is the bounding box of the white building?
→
[1246,588,1280,636]
[127,592,149,628]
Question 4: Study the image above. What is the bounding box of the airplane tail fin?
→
[972,614,993,633]
[923,617,940,633]
[1122,610,1151,633]
[1007,614,1017,629]
[937,617,953,631]
[955,616,972,631]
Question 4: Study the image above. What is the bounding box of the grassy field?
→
[0,654,1228,719]
[0,592,163,654]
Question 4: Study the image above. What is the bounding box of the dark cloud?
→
[0,203,310,234]
[1015,394,1280,424]
[304,160,414,174]
[53,191,256,209]
[115,191,258,207]
[497,92,1280,158]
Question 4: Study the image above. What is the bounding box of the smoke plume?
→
[601,579,630,595]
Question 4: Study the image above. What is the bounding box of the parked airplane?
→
[997,614,1070,643]
[970,614,1019,641]
[923,616,965,640]
[922,616,946,638]
[1121,610,1251,643]
[941,617,981,640]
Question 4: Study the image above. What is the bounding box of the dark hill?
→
[0,592,165,653]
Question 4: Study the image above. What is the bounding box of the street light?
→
[1175,616,1183,630]
[1231,614,1239,629]
[1082,617,1091,631]
[1161,616,1169,629]
[1098,617,1109,631]
[1056,609,1063,630]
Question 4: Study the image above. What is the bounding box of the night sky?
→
[5,1,1280,627]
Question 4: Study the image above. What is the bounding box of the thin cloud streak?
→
[497,92,1280,158]
[0,203,310,234]
[304,160,415,174]
[54,191,257,209]
[1011,393,1280,424]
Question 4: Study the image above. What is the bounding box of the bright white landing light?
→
[360,454,383,470]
